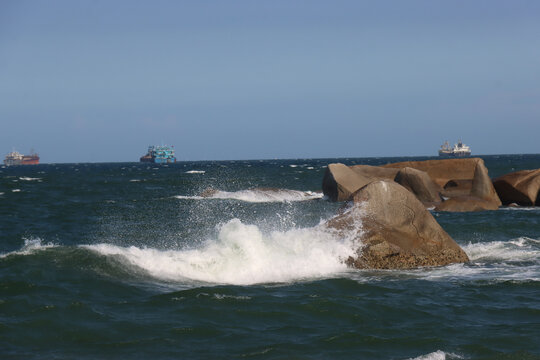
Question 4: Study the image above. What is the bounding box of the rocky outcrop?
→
[384,158,501,211]
[350,165,399,181]
[382,158,480,188]
[326,180,469,269]
[322,163,371,202]
[394,167,442,204]
[323,158,501,212]
[493,169,540,206]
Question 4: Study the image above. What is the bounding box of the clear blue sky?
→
[1,0,539,163]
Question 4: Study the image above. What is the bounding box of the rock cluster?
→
[323,158,501,212]
[321,158,540,270]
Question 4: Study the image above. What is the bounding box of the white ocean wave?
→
[185,170,205,174]
[0,238,56,258]
[463,237,540,263]
[83,219,355,285]
[175,188,323,203]
[406,350,463,360]
[19,177,42,181]
[386,237,540,283]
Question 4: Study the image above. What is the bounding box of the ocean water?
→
[1,155,539,360]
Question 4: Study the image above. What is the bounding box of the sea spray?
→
[84,218,357,285]
[0,237,56,258]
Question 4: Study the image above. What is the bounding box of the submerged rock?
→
[326,181,469,269]
[200,188,219,197]
[493,169,540,206]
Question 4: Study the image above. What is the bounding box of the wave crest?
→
[83,218,354,285]
[0,237,56,258]
[175,188,323,203]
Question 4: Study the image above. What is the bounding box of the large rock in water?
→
[326,180,469,269]
[394,167,442,204]
[323,164,399,202]
[384,158,501,212]
[350,164,399,181]
[493,169,540,206]
[322,163,371,202]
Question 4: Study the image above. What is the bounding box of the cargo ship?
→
[140,145,176,163]
[4,149,40,166]
[438,140,471,157]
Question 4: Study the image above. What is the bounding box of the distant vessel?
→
[4,149,40,166]
[140,145,176,163]
[438,140,471,157]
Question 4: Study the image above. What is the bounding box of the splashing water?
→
[84,218,356,285]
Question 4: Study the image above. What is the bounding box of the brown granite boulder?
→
[383,158,480,186]
[434,196,500,212]
[322,163,371,202]
[493,169,540,206]
[326,180,469,269]
[350,165,399,181]
[383,158,501,211]
[394,167,442,204]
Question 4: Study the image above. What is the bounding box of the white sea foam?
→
[392,237,540,282]
[406,350,463,360]
[0,238,56,258]
[12,189,21,192]
[175,189,323,203]
[19,177,41,181]
[129,179,142,182]
[83,219,356,285]
[185,170,205,174]
[464,237,540,263]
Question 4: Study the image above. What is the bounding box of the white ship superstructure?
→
[438,140,471,157]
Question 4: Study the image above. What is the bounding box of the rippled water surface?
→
[1,155,539,359]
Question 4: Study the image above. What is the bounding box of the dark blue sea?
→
[1,155,539,359]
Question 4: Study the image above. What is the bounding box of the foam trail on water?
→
[84,219,355,285]
[175,188,323,203]
[391,237,540,282]
[185,170,205,174]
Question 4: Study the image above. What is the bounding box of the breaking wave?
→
[0,237,56,258]
[175,188,324,203]
[83,218,355,285]
[406,350,463,360]
[185,170,205,174]
[19,176,42,181]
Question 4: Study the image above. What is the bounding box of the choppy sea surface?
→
[1,154,539,360]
